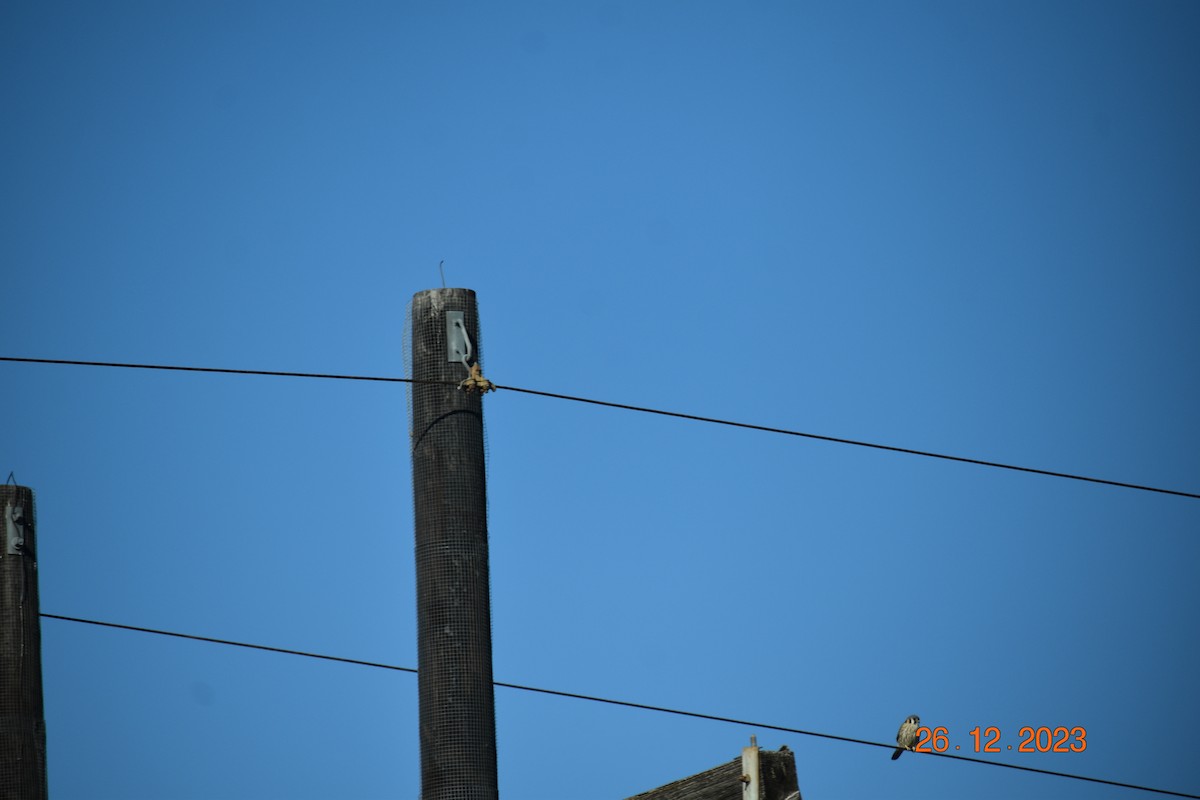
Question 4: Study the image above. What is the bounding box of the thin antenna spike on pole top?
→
[438,260,446,289]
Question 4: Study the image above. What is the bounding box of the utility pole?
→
[0,481,48,799]
[408,288,499,800]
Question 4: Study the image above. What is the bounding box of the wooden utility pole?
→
[0,482,48,799]
[626,739,801,800]
[408,289,499,800]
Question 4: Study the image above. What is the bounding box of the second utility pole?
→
[0,481,48,800]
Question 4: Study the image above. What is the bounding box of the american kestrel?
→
[892,714,921,760]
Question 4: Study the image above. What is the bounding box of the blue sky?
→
[3,1,1199,798]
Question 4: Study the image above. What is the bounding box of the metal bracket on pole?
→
[446,311,468,364]
[4,502,26,556]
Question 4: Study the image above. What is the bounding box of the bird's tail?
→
[891,747,904,760]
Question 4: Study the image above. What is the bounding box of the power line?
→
[0,356,432,386]
[42,612,1200,799]
[4,355,1198,500]
[40,613,415,674]
[499,384,1200,499]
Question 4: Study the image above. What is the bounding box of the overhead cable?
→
[41,613,1200,799]
[4,356,1197,500]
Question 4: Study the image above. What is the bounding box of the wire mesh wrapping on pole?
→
[0,484,48,800]
[406,289,499,800]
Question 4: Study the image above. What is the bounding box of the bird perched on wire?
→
[892,715,921,760]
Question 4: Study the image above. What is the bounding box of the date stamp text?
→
[914,726,1087,754]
